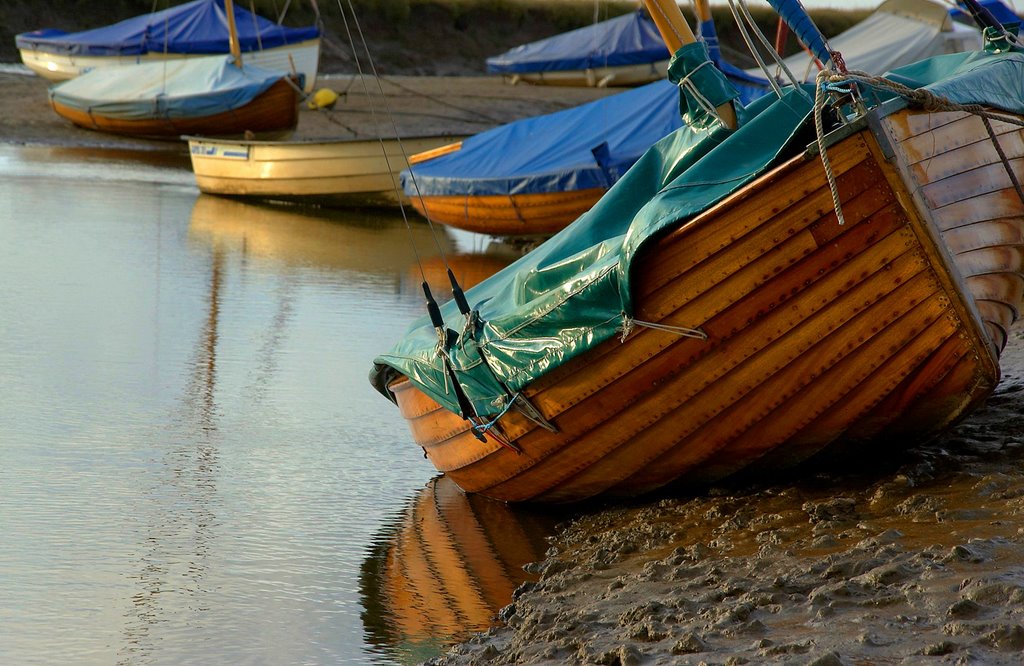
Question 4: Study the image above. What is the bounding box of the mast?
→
[224,0,242,68]
[641,0,736,129]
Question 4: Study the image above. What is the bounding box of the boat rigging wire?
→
[332,0,453,285]
[726,0,811,103]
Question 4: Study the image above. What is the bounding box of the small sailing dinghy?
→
[371,0,1024,503]
[16,0,320,92]
[45,0,301,140]
[48,55,300,140]
[486,8,670,87]
[186,134,468,207]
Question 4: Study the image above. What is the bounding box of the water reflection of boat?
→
[414,249,521,301]
[186,194,455,274]
[360,476,555,661]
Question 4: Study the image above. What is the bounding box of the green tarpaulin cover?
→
[371,45,1024,420]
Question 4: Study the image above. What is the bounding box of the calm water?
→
[0,144,545,665]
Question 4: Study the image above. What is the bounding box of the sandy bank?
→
[0,68,614,151]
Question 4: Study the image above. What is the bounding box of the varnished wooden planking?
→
[544,269,946,500]
[909,131,1024,184]
[954,245,1024,276]
[884,106,1024,359]
[452,202,928,498]
[942,219,1024,253]
[676,300,960,489]
[888,111,1022,161]
[749,331,979,474]
[920,158,1024,209]
[520,141,884,424]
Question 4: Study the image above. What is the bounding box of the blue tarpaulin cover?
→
[48,55,283,120]
[486,9,669,74]
[950,0,1020,26]
[15,0,319,57]
[405,34,768,200]
[402,80,683,197]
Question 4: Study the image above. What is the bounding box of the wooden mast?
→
[642,0,736,129]
[224,0,242,68]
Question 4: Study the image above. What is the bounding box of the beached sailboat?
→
[46,0,300,139]
[186,133,467,207]
[402,0,994,238]
[16,0,320,93]
[486,8,670,87]
[371,0,1024,503]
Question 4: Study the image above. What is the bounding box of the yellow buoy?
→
[307,88,339,110]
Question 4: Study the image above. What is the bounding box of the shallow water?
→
[0,144,543,665]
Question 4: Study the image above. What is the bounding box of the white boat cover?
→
[48,56,284,121]
[751,0,983,82]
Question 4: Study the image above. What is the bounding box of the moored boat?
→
[485,8,670,88]
[371,0,1024,503]
[47,55,300,140]
[16,0,320,92]
[187,133,467,207]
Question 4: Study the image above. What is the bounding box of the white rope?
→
[813,69,847,226]
[620,314,708,342]
[677,59,726,125]
[812,67,1024,228]
[734,0,812,103]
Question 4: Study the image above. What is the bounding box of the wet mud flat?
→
[434,324,1024,665]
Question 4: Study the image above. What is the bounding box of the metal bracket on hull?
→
[511,393,559,433]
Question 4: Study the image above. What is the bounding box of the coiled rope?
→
[813,67,1024,226]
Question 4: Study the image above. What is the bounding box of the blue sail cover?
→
[486,10,669,74]
[403,80,682,197]
[48,55,283,120]
[15,0,319,57]
[406,34,769,200]
[950,0,1020,26]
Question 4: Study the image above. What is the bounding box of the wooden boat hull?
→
[50,77,299,140]
[389,104,1024,503]
[408,188,606,237]
[188,134,467,207]
[503,60,669,88]
[20,39,321,92]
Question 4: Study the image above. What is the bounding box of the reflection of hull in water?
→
[388,104,1024,503]
[360,476,553,657]
[414,252,519,301]
[187,194,455,274]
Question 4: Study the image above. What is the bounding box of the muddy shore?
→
[5,63,1024,666]
[429,321,1024,666]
